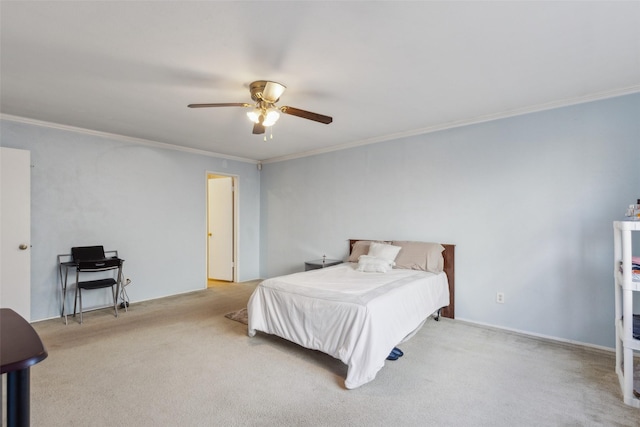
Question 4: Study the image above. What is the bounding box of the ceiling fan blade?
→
[252,122,265,134]
[187,103,251,108]
[280,106,333,124]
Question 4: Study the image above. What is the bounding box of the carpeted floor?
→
[21,280,640,426]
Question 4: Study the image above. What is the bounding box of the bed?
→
[247,240,455,389]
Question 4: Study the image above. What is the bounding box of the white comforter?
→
[247,263,450,389]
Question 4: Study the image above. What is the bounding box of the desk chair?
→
[71,246,124,324]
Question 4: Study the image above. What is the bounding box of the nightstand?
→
[305,258,342,271]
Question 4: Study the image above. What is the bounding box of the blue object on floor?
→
[387,347,404,360]
[391,347,404,357]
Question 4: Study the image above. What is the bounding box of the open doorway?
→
[207,173,237,285]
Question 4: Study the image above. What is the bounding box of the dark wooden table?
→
[1,308,48,427]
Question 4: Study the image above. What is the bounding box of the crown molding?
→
[3,84,638,166]
[261,85,640,164]
[0,114,258,165]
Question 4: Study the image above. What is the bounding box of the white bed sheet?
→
[247,262,450,389]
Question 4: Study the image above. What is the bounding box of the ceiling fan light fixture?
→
[262,108,280,127]
[261,81,286,103]
[247,107,279,126]
[246,109,261,123]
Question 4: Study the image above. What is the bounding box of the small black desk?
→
[58,250,124,324]
[1,308,48,427]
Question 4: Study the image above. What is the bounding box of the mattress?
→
[247,262,450,389]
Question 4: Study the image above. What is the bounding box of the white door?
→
[207,176,234,281]
[0,147,31,320]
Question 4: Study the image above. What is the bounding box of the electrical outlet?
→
[496,292,505,304]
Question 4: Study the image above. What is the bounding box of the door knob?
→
[19,244,29,250]
[208,233,212,237]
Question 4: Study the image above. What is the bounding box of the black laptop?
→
[71,246,121,269]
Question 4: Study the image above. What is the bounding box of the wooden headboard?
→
[348,240,455,319]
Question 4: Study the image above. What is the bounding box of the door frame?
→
[206,172,238,283]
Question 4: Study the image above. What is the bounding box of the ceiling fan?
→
[188,80,333,135]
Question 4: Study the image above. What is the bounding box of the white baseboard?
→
[454,317,614,354]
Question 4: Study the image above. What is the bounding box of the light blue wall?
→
[1,120,261,321]
[2,93,638,346]
[260,93,640,348]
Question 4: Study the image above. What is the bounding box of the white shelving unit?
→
[613,220,640,407]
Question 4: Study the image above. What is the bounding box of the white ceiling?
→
[1,1,639,163]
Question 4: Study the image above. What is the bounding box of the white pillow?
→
[367,242,401,264]
[347,240,391,262]
[357,255,393,273]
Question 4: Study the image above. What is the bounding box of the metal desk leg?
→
[58,263,64,317]
[7,368,30,427]
[58,264,70,325]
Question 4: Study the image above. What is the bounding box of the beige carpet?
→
[24,280,640,426]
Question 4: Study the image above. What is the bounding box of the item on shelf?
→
[631,256,640,281]
[625,199,640,220]
[634,315,640,340]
